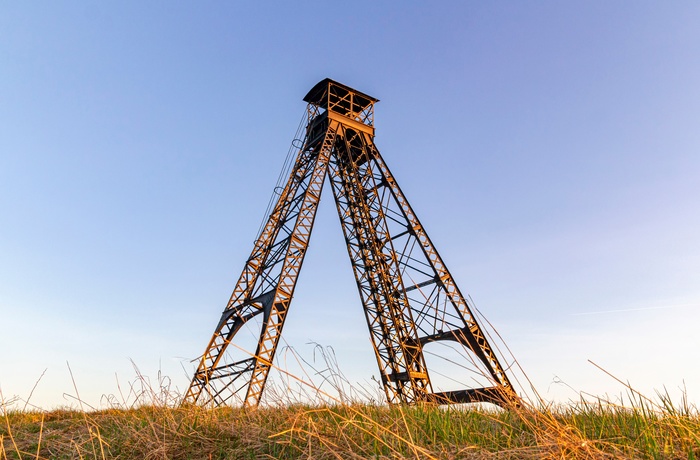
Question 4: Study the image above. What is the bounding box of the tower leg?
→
[184,123,336,407]
[369,144,517,404]
[327,125,432,404]
[243,128,337,407]
[326,127,517,406]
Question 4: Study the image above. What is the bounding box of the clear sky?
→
[1,2,699,410]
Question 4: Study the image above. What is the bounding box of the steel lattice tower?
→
[184,79,518,408]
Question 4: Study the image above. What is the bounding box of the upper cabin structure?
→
[303,78,378,137]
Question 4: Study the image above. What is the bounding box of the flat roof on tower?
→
[303,78,379,109]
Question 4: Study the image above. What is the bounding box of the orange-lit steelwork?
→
[184,79,518,408]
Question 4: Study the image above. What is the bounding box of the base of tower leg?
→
[430,387,520,408]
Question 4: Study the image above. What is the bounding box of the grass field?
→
[2,351,698,459]
[3,386,699,459]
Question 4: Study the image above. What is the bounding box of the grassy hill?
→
[3,394,699,459]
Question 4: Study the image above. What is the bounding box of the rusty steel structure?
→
[184,79,518,408]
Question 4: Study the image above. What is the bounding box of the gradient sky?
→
[1,2,699,409]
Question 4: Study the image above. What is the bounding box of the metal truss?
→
[184,79,518,408]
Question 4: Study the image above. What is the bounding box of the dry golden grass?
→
[2,353,698,458]
[2,382,699,459]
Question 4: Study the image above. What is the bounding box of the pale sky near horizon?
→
[1,2,699,410]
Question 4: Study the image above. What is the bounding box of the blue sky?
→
[1,2,699,409]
